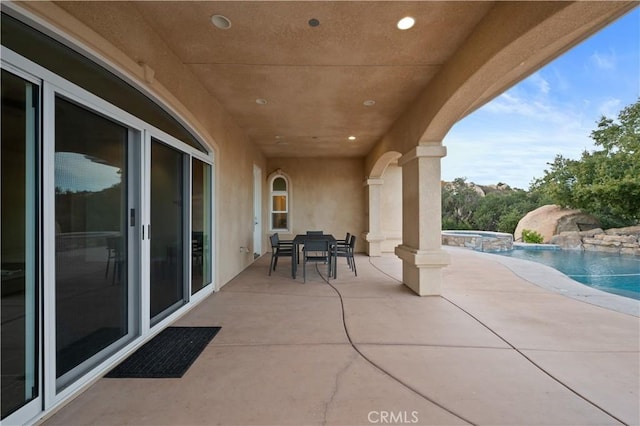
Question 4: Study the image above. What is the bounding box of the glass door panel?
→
[1,70,39,419]
[191,159,211,294]
[150,139,184,321]
[54,97,128,388]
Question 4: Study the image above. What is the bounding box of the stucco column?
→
[364,178,385,256]
[395,143,451,296]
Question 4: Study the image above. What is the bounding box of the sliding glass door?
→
[1,69,40,420]
[54,96,131,389]
[2,17,216,419]
[191,158,212,294]
[150,139,185,322]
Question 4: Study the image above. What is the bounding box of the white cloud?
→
[482,87,583,129]
[528,72,550,95]
[484,92,549,119]
[441,11,637,190]
[550,67,571,92]
[597,98,622,119]
[442,99,596,189]
[590,50,617,70]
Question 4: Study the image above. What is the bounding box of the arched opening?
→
[365,151,402,256]
[380,160,402,253]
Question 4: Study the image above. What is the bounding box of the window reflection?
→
[272,195,286,211]
[272,177,286,191]
[150,140,184,320]
[272,213,288,230]
[191,159,211,294]
[1,70,39,419]
[54,97,128,388]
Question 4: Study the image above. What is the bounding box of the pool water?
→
[495,249,640,301]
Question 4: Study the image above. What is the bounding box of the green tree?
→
[531,99,640,227]
[441,177,481,229]
[472,189,545,234]
[496,210,524,234]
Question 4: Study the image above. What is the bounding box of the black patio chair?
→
[105,236,122,284]
[333,234,357,278]
[302,239,332,283]
[335,232,351,250]
[268,233,293,275]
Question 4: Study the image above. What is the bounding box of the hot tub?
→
[441,230,514,252]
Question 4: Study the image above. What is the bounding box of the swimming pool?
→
[495,248,640,301]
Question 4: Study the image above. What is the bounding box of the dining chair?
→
[335,232,350,249]
[302,239,332,282]
[192,231,204,272]
[275,232,294,245]
[268,233,293,275]
[333,235,357,278]
[306,230,324,235]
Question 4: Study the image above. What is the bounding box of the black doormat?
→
[105,326,221,378]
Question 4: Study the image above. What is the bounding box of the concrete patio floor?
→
[42,247,639,426]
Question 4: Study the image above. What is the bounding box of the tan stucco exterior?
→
[380,163,402,253]
[3,2,639,422]
[266,157,365,252]
[13,0,637,295]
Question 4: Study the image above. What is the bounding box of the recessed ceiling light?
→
[211,14,232,30]
[255,98,268,105]
[397,16,415,30]
[363,100,376,106]
[348,136,356,141]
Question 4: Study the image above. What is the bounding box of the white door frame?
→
[253,164,262,258]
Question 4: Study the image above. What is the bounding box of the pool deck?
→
[41,247,639,426]
[472,249,639,317]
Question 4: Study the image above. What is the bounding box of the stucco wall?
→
[266,158,366,252]
[380,163,402,252]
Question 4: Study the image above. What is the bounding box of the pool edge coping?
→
[446,246,640,318]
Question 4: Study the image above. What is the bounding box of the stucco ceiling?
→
[53,1,496,157]
[48,1,634,159]
[150,1,493,158]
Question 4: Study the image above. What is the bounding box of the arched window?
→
[270,175,289,231]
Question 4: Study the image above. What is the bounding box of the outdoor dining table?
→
[291,233,337,279]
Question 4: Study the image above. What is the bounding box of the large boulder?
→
[514,204,601,243]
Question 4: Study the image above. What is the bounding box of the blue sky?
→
[442,7,640,190]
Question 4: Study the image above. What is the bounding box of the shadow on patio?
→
[42,248,639,425]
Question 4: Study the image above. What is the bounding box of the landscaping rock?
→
[547,225,639,255]
[605,225,640,237]
[515,204,601,243]
[549,232,583,250]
